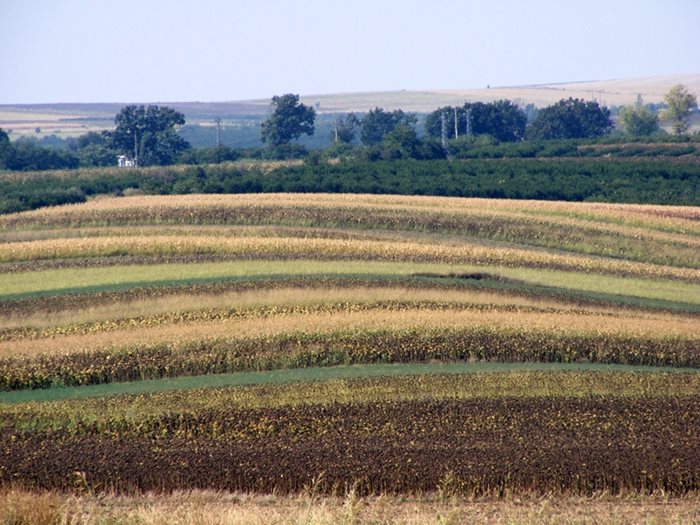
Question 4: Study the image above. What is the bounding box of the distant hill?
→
[1,74,698,139]
[299,74,700,113]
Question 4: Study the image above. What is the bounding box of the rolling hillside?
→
[1,74,698,139]
[1,193,698,495]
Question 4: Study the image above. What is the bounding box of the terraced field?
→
[0,193,698,512]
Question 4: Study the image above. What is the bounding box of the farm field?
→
[2,74,699,137]
[0,192,698,522]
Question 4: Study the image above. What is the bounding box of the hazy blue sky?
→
[1,0,698,103]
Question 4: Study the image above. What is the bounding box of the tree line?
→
[0,85,696,171]
[262,85,697,153]
[1,157,698,215]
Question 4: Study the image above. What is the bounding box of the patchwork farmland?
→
[0,193,698,521]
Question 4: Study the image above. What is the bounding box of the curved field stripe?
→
[1,362,698,404]
[1,260,698,305]
[2,276,698,320]
[2,235,697,282]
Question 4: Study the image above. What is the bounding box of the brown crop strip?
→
[1,396,698,495]
[1,328,697,390]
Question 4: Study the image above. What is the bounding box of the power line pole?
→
[214,117,222,148]
[133,132,138,167]
[454,107,459,139]
[441,111,448,155]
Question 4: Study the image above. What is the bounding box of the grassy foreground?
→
[2,487,700,525]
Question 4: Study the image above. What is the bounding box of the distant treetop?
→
[527,98,612,140]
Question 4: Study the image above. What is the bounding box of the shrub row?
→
[1,157,699,214]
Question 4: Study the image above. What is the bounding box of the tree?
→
[332,113,360,144]
[526,98,612,140]
[5,141,79,171]
[425,101,526,142]
[77,144,120,167]
[661,84,697,135]
[424,106,462,140]
[111,105,189,166]
[0,128,10,169]
[466,100,527,142]
[261,94,316,147]
[68,130,118,167]
[378,123,420,159]
[360,108,417,146]
[619,97,659,137]
[69,130,112,151]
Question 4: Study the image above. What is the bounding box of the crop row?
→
[2,195,698,268]
[4,222,693,275]
[0,300,585,342]
[1,328,697,390]
[2,396,698,495]
[4,193,699,230]
[1,275,694,322]
[3,371,699,432]
[2,235,697,281]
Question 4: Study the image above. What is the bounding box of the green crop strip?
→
[1,260,697,305]
[3,362,699,404]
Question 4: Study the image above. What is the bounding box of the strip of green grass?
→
[2,362,698,404]
[1,259,697,305]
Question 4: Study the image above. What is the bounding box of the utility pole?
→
[465,108,471,137]
[440,111,448,155]
[214,117,222,148]
[454,107,459,139]
[133,132,138,167]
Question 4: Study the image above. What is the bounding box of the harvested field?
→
[2,397,699,495]
[0,193,698,503]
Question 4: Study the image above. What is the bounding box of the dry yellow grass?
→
[1,487,699,525]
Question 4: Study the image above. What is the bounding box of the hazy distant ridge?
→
[1,74,698,138]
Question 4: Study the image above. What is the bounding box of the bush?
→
[1,157,699,214]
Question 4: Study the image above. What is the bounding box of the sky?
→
[1,0,699,104]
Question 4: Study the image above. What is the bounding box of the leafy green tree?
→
[77,144,119,167]
[378,123,421,159]
[261,94,316,147]
[426,101,526,142]
[69,130,112,151]
[360,108,417,146]
[111,105,189,166]
[466,100,527,142]
[527,98,612,140]
[0,128,10,169]
[661,84,697,135]
[69,130,119,167]
[619,97,660,136]
[424,106,462,140]
[333,113,360,143]
[5,141,79,171]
